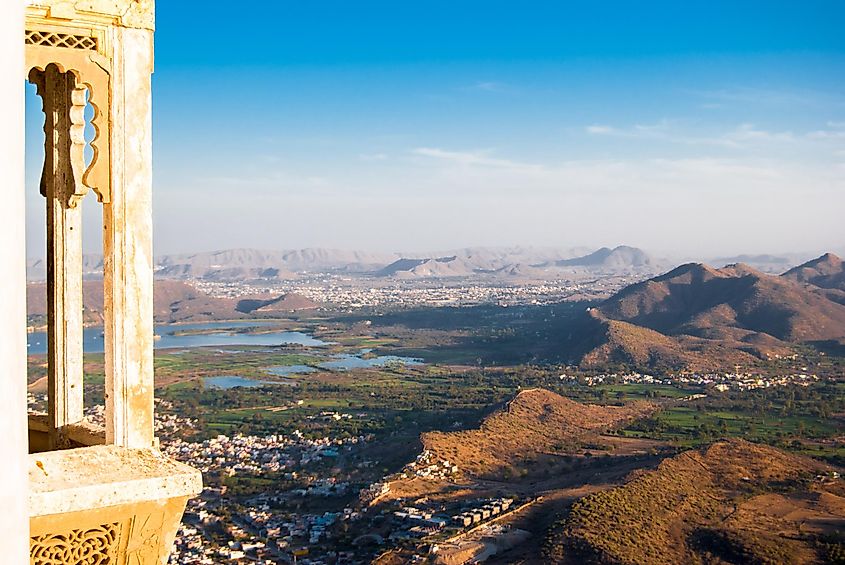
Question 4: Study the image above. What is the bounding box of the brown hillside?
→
[26,281,105,326]
[578,258,845,370]
[421,389,655,480]
[599,262,845,342]
[545,439,842,565]
[580,310,704,370]
[783,252,845,291]
[27,280,318,325]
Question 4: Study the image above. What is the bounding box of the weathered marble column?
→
[0,0,31,559]
[34,64,87,448]
[103,26,156,448]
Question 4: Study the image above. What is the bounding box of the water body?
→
[266,365,318,377]
[265,350,422,376]
[318,353,422,371]
[203,376,295,390]
[26,321,328,355]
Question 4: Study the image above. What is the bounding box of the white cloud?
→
[583,120,845,150]
[411,147,543,171]
[807,122,845,140]
[723,123,796,143]
[585,124,618,135]
[359,153,388,161]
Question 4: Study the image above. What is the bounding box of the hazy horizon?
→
[24,1,845,258]
[23,243,845,268]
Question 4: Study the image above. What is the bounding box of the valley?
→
[24,250,845,564]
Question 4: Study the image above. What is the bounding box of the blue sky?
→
[25,1,845,257]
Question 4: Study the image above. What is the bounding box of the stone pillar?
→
[0,0,31,559]
[103,26,156,448]
[35,65,86,448]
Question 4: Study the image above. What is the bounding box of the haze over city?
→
[9,2,845,564]
[22,1,845,259]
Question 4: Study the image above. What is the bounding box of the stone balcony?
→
[28,419,201,564]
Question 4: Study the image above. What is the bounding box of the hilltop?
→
[555,245,655,270]
[783,252,845,293]
[374,256,476,278]
[710,253,811,273]
[421,388,655,479]
[26,280,318,326]
[545,439,843,564]
[575,254,845,370]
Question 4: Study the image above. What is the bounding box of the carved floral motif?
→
[30,523,120,564]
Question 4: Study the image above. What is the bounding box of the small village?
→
[561,370,821,391]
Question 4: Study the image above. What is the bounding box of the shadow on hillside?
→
[807,339,845,357]
[335,301,603,366]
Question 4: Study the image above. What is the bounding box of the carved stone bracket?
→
[29,64,89,208]
[27,40,112,204]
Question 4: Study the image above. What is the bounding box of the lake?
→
[203,376,296,390]
[26,321,328,354]
[318,353,422,371]
[266,365,318,377]
[266,350,422,376]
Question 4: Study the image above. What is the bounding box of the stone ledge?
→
[29,413,106,447]
[29,444,202,517]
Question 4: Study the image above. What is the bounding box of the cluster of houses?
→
[451,498,514,528]
[84,398,198,435]
[238,508,346,546]
[359,481,391,505]
[561,370,821,391]
[702,372,819,390]
[170,506,284,565]
[401,450,460,480]
[159,427,375,564]
[392,507,449,534]
[561,372,671,386]
[161,432,368,476]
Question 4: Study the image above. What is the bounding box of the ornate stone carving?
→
[30,522,121,564]
[125,513,164,564]
[25,26,112,203]
[26,29,98,50]
[29,64,90,209]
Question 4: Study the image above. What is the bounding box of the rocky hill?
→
[545,439,843,564]
[709,252,812,273]
[576,254,845,370]
[421,388,654,479]
[374,256,477,278]
[26,280,318,325]
[154,248,400,280]
[556,245,655,270]
[783,252,845,291]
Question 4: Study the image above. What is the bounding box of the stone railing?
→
[29,445,202,564]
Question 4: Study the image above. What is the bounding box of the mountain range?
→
[26,280,318,326]
[573,253,845,370]
[25,245,664,281]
